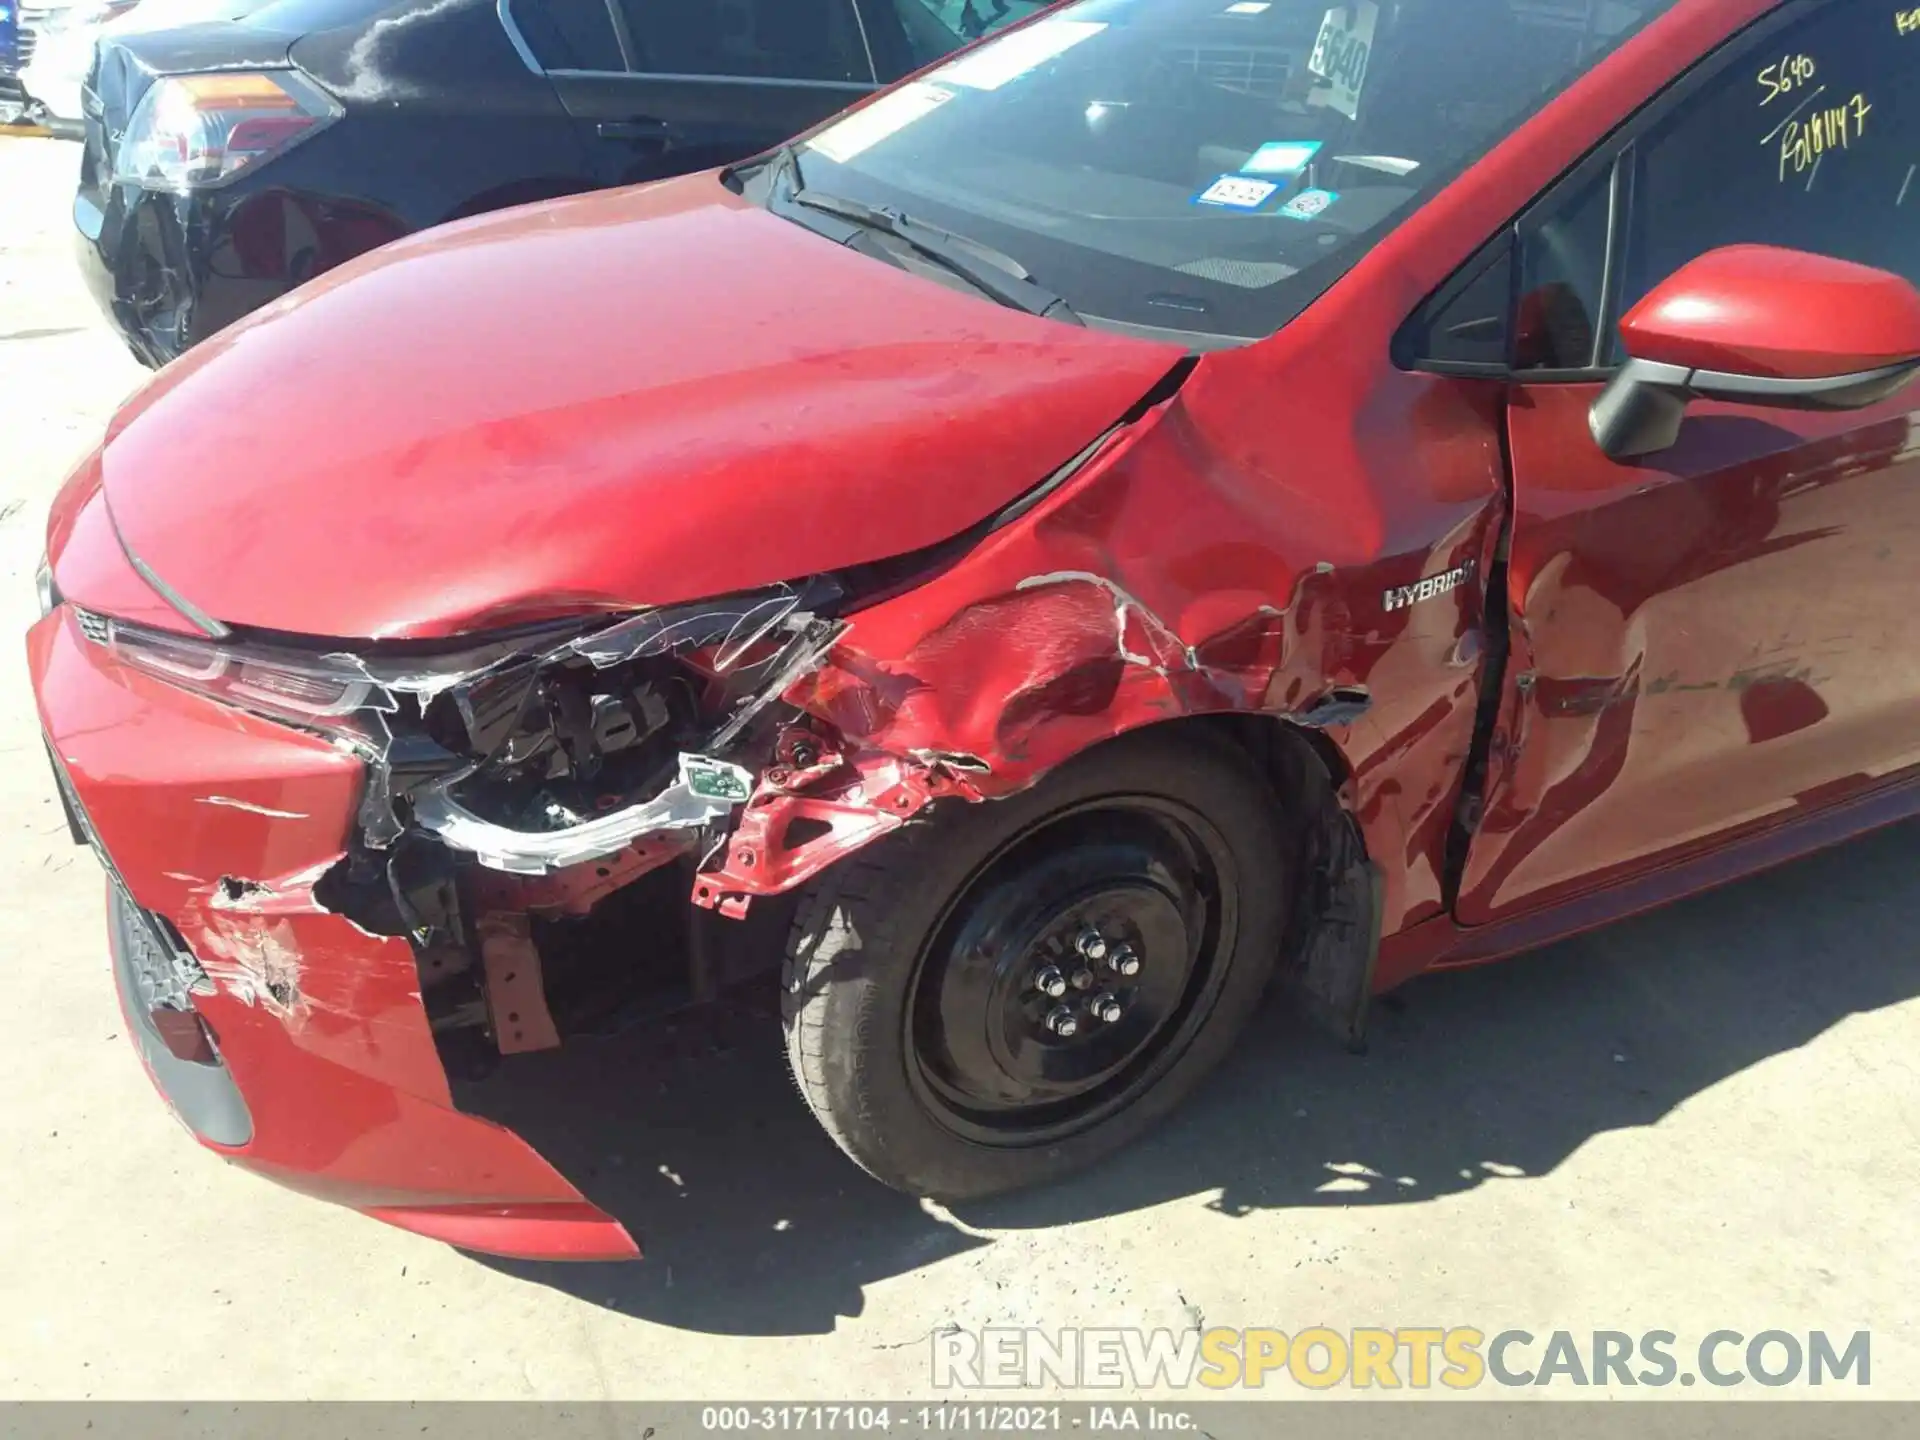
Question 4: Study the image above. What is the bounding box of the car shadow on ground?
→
[463,819,1920,1336]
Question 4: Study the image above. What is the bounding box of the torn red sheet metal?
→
[694,374,1506,935]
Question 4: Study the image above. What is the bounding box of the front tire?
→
[781,728,1292,1200]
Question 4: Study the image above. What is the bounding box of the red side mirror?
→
[1592,245,1920,461]
[1622,244,1920,380]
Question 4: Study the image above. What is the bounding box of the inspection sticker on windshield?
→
[935,19,1107,91]
[1308,0,1379,121]
[807,82,957,164]
[1241,140,1322,177]
[1276,187,1340,220]
[1192,174,1282,210]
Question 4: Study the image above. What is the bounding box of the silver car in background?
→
[15,0,243,134]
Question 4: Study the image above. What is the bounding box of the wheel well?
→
[444,177,597,225]
[1192,712,1353,847]
[1198,712,1380,1045]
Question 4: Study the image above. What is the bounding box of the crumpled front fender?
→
[694,367,1505,943]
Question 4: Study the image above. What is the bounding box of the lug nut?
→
[1033,966,1068,998]
[1108,946,1142,977]
[1045,1005,1081,1038]
[1092,994,1124,1024]
[1075,928,1110,963]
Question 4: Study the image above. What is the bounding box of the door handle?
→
[597,118,677,142]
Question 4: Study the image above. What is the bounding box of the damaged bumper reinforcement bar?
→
[409,752,757,875]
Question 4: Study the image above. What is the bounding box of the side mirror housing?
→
[1591,245,1920,461]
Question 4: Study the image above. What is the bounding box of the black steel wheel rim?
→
[905,795,1241,1147]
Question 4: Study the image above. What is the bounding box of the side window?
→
[1402,165,1612,375]
[1396,237,1516,372]
[1617,0,1915,353]
[1514,164,1614,371]
[512,0,625,72]
[617,0,873,83]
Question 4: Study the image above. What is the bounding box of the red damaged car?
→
[27,0,1920,1261]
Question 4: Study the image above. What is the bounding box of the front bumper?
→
[73,181,216,369]
[72,140,410,367]
[28,605,639,1261]
[0,71,44,124]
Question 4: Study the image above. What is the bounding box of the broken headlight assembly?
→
[83,582,848,874]
[97,611,387,736]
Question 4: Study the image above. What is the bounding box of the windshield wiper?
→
[761,141,807,197]
[767,145,1083,326]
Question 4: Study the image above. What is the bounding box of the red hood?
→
[99,173,1181,640]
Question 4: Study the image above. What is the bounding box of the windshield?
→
[778,0,1681,341]
[899,0,1056,54]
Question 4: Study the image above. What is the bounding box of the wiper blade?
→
[724,142,804,197]
[765,141,806,197]
[782,168,1083,326]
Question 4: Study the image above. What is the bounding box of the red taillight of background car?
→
[112,69,340,191]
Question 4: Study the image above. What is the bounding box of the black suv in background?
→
[76,0,1047,366]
